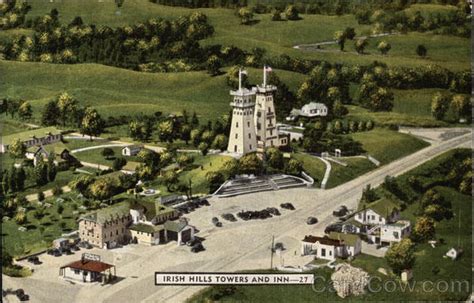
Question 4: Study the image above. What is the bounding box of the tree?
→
[285,159,303,175]
[450,94,470,121]
[198,142,209,156]
[239,153,263,175]
[136,164,154,181]
[52,185,63,196]
[212,134,228,151]
[368,87,394,112]
[57,204,64,216]
[18,101,32,120]
[129,121,147,141]
[206,171,225,193]
[224,158,239,177]
[354,38,368,54]
[181,124,192,145]
[238,8,254,25]
[37,191,45,201]
[80,107,104,140]
[176,154,193,168]
[413,216,435,242]
[69,175,94,196]
[377,41,391,55]
[333,100,348,118]
[334,31,346,51]
[101,148,115,159]
[360,184,378,204]
[416,44,427,57]
[47,152,57,182]
[89,178,114,202]
[285,5,300,20]
[56,92,77,126]
[158,120,174,143]
[365,120,374,130]
[431,92,450,120]
[344,27,356,40]
[385,238,415,275]
[41,100,60,126]
[163,170,179,191]
[266,147,284,170]
[14,209,27,225]
[206,55,222,76]
[8,138,26,158]
[112,157,127,171]
[271,9,282,21]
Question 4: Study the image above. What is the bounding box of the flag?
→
[265,66,272,72]
[240,69,248,75]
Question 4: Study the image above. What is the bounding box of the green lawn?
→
[22,169,77,196]
[73,146,140,166]
[178,154,231,195]
[293,153,325,187]
[0,60,305,122]
[326,157,376,188]
[0,116,34,136]
[349,128,430,164]
[62,138,111,150]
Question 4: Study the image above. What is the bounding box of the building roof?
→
[2,127,61,146]
[302,235,343,246]
[362,197,400,218]
[123,145,143,150]
[61,259,114,273]
[164,220,188,233]
[328,232,360,247]
[302,102,327,110]
[129,199,176,221]
[79,202,131,225]
[129,223,163,234]
[27,142,69,155]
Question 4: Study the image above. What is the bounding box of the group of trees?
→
[431,92,470,122]
[0,98,32,121]
[69,174,134,203]
[302,121,365,156]
[2,10,215,71]
[297,63,352,115]
[356,2,471,38]
[0,0,31,30]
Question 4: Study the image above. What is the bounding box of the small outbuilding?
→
[60,255,116,283]
[445,247,463,260]
[122,145,143,157]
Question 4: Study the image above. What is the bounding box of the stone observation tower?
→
[254,65,279,152]
[226,69,258,155]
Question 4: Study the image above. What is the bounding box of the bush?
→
[112,157,127,171]
[52,186,63,196]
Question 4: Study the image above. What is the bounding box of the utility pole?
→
[270,235,274,270]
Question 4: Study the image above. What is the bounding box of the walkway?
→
[317,156,331,189]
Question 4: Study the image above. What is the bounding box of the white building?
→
[354,198,401,225]
[122,145,143,156]
[1,127,62,153]
[301,233,361,261]
[287,102,328,121]
[380,220,411,245]
[226,69,258,155]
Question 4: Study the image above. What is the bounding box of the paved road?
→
[3,130,471,303]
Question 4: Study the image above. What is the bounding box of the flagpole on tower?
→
[263,65,267,87]
[238,68,242,91]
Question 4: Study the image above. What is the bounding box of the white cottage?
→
[355,198,401,225]
[301,233,361,261]
[122,145,143,157]
[380,220,411,245]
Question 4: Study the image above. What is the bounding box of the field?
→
[348,128,429,164]
[326,157,375,188]
[8,0,468,71]
[0,60,305,122]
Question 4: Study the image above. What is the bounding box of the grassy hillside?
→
[348,128,430,164]
[0,60,305,121]
[15,0,469,71]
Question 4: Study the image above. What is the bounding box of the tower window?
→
[234,145,237,152]
[247,121,250,127]
[235,134,238,139]
[249,144,252,150]
[248,133,251,139]
[236,122,239,128]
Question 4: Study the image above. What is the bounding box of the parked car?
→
[27,256,41,265]
[333,205,348,217]
[200,199,210,206]
[78,241,92,249]
[273,242,284,251]
[62,248,73,255]
[214,221,223,227]
[221,213,237,222]
[53,250,62,257]
[211,217,219,224]
[186,238,200,247]
[19,293,30,301]
[70,245,80,252]
[280,203,295,210]
[306,217,318,225]
[191,243,204,253]
[266,207,281,216]
[324,223,343,234]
